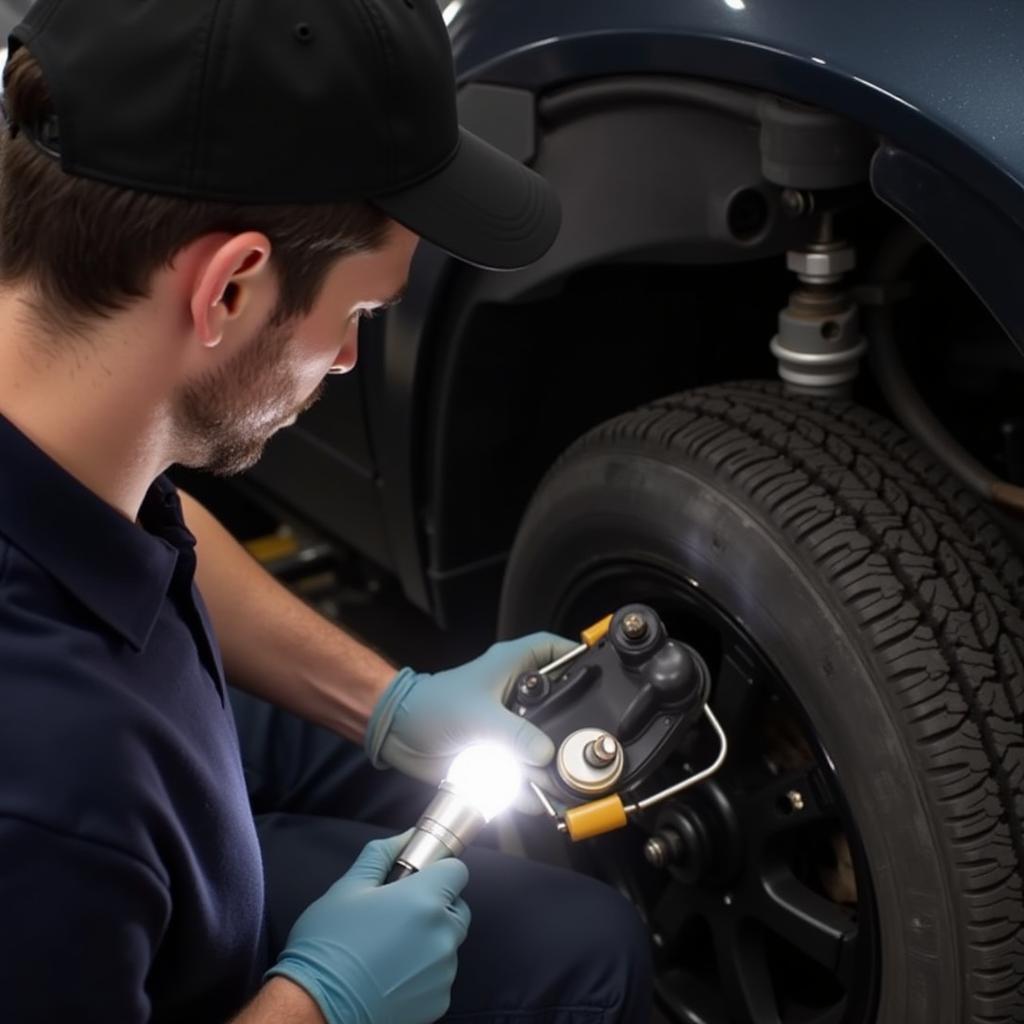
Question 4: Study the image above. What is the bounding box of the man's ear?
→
[190,232,273,348]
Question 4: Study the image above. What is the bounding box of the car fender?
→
[376,0,1024,613]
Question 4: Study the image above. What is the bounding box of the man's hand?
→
[364,633,577,812]
[266,833,471,1024]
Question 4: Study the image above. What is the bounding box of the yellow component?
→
[245,531,300,565]
[580,614,614,647]
[564,794,628,842]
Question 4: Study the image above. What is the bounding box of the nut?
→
[622,613,648,640]
[786,244,856,282]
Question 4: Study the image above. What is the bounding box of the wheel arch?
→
[376,7,1024,621]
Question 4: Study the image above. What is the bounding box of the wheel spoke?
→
[758,869,858,987]
[657,967,730,1024]
[712,916,781,1024]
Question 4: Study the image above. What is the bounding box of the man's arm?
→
[232,978,325,1024]
[179,491,394,743]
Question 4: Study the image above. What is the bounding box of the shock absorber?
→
[771,213,867,397]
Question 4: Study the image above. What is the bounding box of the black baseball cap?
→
[8,0,560,271]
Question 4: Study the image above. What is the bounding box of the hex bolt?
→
[723,893,734,907]
[622,613,648,640]
[522,673,541,691]
[584,733,620,768]
[786,789,806,812]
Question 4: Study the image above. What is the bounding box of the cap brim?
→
[372,128,561,271]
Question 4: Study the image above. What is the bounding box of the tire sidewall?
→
[500,445,960,1024]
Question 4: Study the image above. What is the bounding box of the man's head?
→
[172,220,418,476]
[0,46,417,474]
[0,0,559,484]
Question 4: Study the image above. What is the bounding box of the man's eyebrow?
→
[375,284,408,310]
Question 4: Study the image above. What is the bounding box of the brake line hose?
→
[864,224,1024,514]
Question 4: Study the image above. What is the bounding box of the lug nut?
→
[584,733,619,768]
[622,613,648,640]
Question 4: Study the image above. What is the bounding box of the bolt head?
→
[786,789,806,812]
[583,733,620,768]
[780,189,809,217]
[622,613,648,640]
[723,893,734,907]
[644,837,669,869]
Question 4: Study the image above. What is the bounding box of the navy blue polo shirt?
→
[0,415,267,1022]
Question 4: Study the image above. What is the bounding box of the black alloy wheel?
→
[499,382,1024,1024]
[544,566,878,1024]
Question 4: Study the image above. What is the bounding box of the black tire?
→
[499,381,1024,1024]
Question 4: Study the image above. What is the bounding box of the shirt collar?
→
[0,414,185,651]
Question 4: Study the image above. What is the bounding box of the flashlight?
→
[386,743,522,883]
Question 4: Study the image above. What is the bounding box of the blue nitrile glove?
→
[365,633,577,813]
[267,831,471,1024]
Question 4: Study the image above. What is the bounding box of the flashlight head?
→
[390,744,522,879]
[444,743,522,822]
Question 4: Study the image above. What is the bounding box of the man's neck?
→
[0,290,178,520]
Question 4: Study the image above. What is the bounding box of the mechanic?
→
[0,1,652,1023]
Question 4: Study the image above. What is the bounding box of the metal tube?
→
[529,780,567,832]
[538,642,588,677]
[623,706,729,813]
[865,225,1024,514]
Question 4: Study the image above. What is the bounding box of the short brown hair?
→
[0,49,392,333]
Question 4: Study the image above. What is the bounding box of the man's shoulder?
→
[0,532,135,678]
[0,531,89,624]
[0,607,179,855]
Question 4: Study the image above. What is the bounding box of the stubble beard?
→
[174,317,325,477]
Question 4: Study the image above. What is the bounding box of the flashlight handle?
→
[385,861,417,884]
[385,786,486,884]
